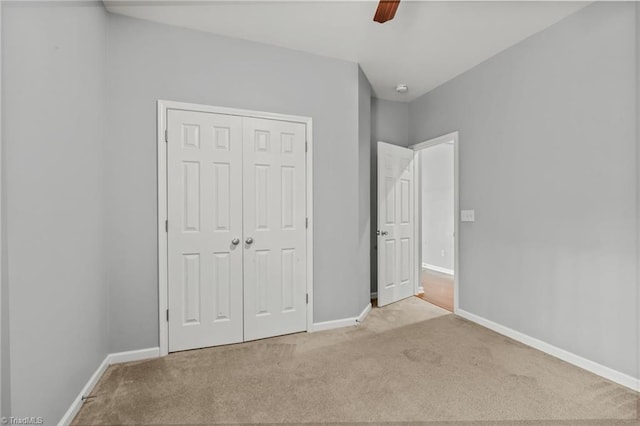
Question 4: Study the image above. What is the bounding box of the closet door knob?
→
[231,238,240,245]
[246,237,254,245]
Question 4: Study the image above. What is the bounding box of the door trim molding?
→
[157,100,314,356]
[409,131,459,313]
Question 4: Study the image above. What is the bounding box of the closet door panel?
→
[167,110,244,352]
[242,118,307,341]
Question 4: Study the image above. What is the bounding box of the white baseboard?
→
[357,303,372,324]
[370,292,377,299]
[58,347,160,426]
[108,347,160,364]
[312,303,372,332]
[417,286,424,294]
[58,357,110,426]
[457,309,640,392]
[422,263,454,275]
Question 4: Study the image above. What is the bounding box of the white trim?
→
[157,101,168,356]
[58,347,160,426]
[58,358,109,426]
[417,286,424,294]
[311,303,372,333]
[421,263,454,276]
[411,142,421,303]
[357,303,372,324]
[457,309,640,392]
[311,317,358,333]
[410,131,460,314]
[305,121,314,334]
[108,347,160,364]
[411,132,459,151]
[157,100,314,356]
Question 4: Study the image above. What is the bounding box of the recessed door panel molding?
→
[213,163,231,231]
[182,254,201,324]
[255,130,270,152]
[182,124,200,150]
[214,127,230,151]
[162,102,311,354]
[384,239,396,288]
[400,238,410,284]
[377,141,415,307]
[400,179,410,224]
[255,249,270,316]
[213,252,231,322]
[281,248,295,312]
[385,176,395,224]
[281,133,294,154]
[255,165,270,230]
[182,161,200,232]
[281,166,295,229]
[243,117,307,341]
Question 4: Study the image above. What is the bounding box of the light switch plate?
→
[461,210,475,222]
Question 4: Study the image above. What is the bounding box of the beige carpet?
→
[73,298,638,425]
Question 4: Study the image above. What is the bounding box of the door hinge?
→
[165,220,168,232]
[165,129,168,143]
[306,294,309,304]
[166,309,169,322]
[305,141,308,153]
[305,217,308,228]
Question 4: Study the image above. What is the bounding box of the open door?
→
[377,142,415,307]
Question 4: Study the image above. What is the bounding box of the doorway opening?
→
[374,132,459,312]
[411,132,459,313]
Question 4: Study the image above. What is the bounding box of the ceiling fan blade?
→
[373,0,400,24]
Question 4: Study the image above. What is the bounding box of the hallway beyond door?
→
[418,267,453,312]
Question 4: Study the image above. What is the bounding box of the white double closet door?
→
[167,109,307,352]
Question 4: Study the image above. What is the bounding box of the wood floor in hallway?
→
[417,267,454,312]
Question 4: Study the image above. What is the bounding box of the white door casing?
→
[377,142,415,307]
[243,118,307,341]
[410,131,460,313]
[167,109,244,352]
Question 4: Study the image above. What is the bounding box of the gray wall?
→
[636,2,640,380]
[2,2,109,423]
[0,6,371,420]
[357,67,372,309]
[421,144,454,271]
[370,98,409,293]
[0,4,7,419]
[372,98,409,146]
[106,14,367,351]
[410,2,638,378]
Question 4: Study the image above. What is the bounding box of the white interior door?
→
[242,117,307,341]
[377,141,415,307]
[167,110,244,352]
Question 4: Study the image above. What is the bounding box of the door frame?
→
[409,131,459,313]
[157,100,314,356]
